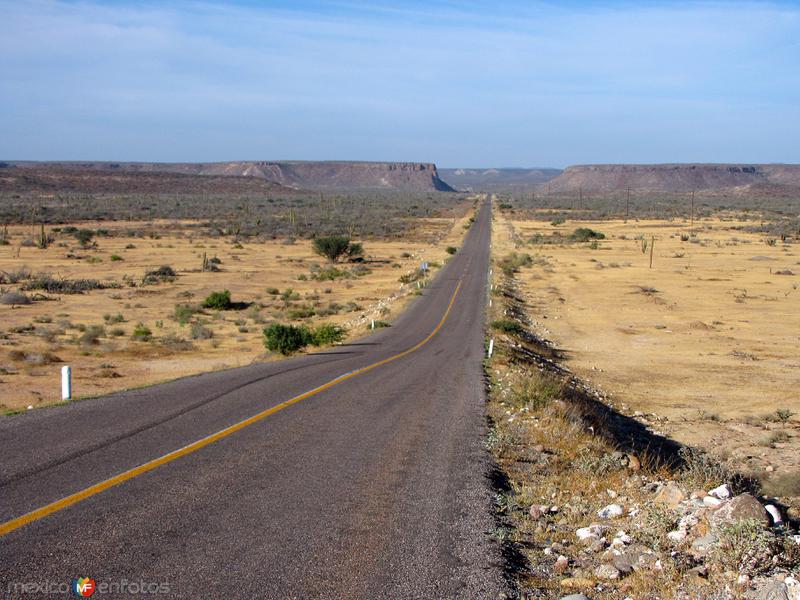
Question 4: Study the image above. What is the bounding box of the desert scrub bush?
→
[202,290,232,310]
[711,519,777,576]
[110,254,123,262]
[287,305,315,320]
[509,373,562,410]
[312,236,363,263]
[635,503,679,552]
[160,334,194,352]
[131,323,153,341]
[22,275,115,294]
[189,324,213,340]
[678,446,732,491]
[399,268,424,284]
[142,265,177,285]
[445,246,457,255]
[108,327,125,337]
[490,319,525,336]
[73,229,95,247]
[311,266,350,281]
[498,252,533,276]
[0,291,32,305]
[311,323,346,346]
[280,288,300,302]
[569,227,605,242]
[174,304,201,325]
[266,287,279,295]
[103,313,125,324]
[263,323,313,355]
[79,325,106,346]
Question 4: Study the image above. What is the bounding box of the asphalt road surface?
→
[0,200,508,599]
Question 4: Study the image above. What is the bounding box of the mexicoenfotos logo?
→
[71,577,96,597]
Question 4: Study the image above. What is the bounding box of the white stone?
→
[709,484,731,499]
[597,503,624,519]
[737,574,750,586]
[703,496,723,507]
[576,525,604,540]
[765,504,784,525]
[667,529,687,542]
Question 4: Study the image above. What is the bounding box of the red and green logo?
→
[71,577,95,597]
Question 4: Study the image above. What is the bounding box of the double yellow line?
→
[0,280,463,537]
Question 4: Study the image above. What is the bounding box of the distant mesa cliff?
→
[539,164,800,195]
[4,161,455,192]
[438,168,561,191]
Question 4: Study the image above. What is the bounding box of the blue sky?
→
[1,1,798,167]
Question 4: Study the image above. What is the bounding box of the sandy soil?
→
[493,207,800,484]
[0,206,473,412]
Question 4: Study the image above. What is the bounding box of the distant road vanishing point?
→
[0,200,507,599]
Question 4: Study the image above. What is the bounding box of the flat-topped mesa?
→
[4,160,456,192]
[539,163,800,194]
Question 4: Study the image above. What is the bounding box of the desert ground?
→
[0,205,473,412]
[493,206,799,492]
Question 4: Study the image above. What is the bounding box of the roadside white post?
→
[487,338,494,358]
[61,365,72,401]
[371,319,375,330]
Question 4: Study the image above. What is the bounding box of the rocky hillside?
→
[0,165,295,195]
[4,161,455,192]
[540,164,800,195]
[439,167,562,191]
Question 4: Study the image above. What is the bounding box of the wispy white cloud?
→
[1,0,798,165]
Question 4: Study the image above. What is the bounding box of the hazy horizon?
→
[2,1,799,167]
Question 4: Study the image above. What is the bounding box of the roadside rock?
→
[690,533,719,558]
[597,504,624,519]
[710,493,770,530]
[654,482,686,507]
[752,580,790,600]
[554,555,570,573]
[709,484,732,499]
[594,564,620,580]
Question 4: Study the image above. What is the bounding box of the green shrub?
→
[266,287,280,295]
[103,313,125,324]
[263,323,313,355]
[446,246,458,255]
[131,322,152,341]
[74,229,95,247]
[110,255,123,262]
[142,265,177,285]
[312,236,363,262]
[399,268,424,284]
[570,227,605,242]
[498,252,533,276]
[174,304,200,325]
[189,324,213,340]
[79,325,105,345]
[202,290,232,310]
[491,319,525,335]
[311,323,345,346]
[287,305,315,320]
[312,266,349,281]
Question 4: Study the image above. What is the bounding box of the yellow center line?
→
[0,280,463,537]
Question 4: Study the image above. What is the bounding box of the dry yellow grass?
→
[0,207,473,412]
[492,206,800,483]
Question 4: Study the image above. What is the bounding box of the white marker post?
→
[61,365,72,401]
[371,319,375,330]
[487,338,494,358]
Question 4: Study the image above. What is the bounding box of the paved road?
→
[0,200,507,599]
